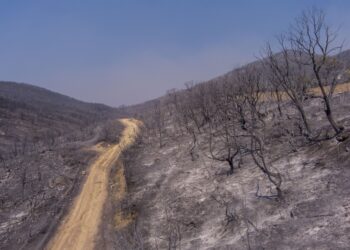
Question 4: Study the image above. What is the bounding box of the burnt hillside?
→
[337,49,350,69]
[0,81,124,250]
[126,48,350,119]
[118,17,350,247]
[0,81,122,159]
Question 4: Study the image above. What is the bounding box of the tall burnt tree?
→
[289,8,344,134]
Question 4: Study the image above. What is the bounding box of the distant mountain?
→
[336,49,350,69]
[0,81,120,159]
[0,81,116,121]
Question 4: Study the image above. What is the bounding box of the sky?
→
[0,1,349,107]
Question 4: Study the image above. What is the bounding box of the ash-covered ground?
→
[118,92,350,250]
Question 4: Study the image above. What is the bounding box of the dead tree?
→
[205,82,245,175]
[270,81,284,117]
[264,40,312,137]
[250,134,282,198]
[182,81,204,133]
[153,100,166,148]
[168,84,216,160]
[236,65,283,198]
[208,124,242,175]
[166,89,185,136]
[235,65,266,127]
[100,120,121,143]
[288,7,344,134]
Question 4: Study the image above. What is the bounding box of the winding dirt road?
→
[46,118,140,250]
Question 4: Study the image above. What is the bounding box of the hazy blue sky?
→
[0,1,349,106]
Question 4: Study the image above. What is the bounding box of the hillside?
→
[1,30,350,250]
[337,49,350,69]
[112,49,350,249]
[1,53,349,250]
[0,81,127,158]
[0,82,124,249]
[114,87,350,250]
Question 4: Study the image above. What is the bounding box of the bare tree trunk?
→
[159,128,163,148]
[226,159,234,175]
[295,101,312,136]
[250,135,282,198]
[189,130,198,161]
[323,92,342,134]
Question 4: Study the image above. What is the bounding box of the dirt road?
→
[46,118,141,250]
